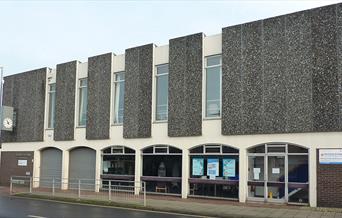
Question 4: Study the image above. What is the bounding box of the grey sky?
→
[0,0,341,76]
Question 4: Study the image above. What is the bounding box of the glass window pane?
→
[207,56,221,66]
[114,72,125,124]
[267,156,285,182]
[288,145,308,153]
[248,156,264,181]
[267,146,285,153]
[288,185,309,203]
[206,66,221,117]
[156,65,168,121]
[102,155,135,175]
[78,79,87,126]
[248,145,265,153]
[248,182,265,198]
[288,155,308,183]
[48,84,56,128]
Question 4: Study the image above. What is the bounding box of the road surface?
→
[0,195,199,218]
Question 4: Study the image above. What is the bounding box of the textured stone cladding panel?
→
[263,16,287,133]
[2,68,46,142]
[123,44,153,138]
[240,21,264,134]
[222,25,243,135]
[317,150,342,208]
[54,61,77,141]
[311,5,340,132]
[285,11,313,132]
[168,33,203,137]
[86,53,112,140]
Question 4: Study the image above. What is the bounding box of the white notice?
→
[253,168,260,180]
[272,168,280,174]
[18,160,27,166]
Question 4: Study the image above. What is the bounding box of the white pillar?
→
[61,150,69,190]
[134,149,142,195]
[95,149,101,192]
[239,148,247,203]
[309,147,317,207]
[181,149,189,199]
[32,150,41,188]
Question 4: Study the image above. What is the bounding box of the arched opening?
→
[40,147,62,188]
[247,143,308,204]
[141,145,182,196]
[69,147,96,190]
[189,144,239,200]
[101,146,135,189]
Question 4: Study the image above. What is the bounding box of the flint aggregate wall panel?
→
[123,44,153,138]
[168,33,203,137]
[54,61,77,141]
[311,5,340,132]
[241,22,264,134]
[285,11,313,133]
[87,53,112,140]
[263,17,287,133]
[222,26,243,135]
[1,68,46,142]
[222,3,342,135]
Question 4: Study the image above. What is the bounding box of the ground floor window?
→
[247,143,309,204]
[141,145,182,195]
[101,146,135,189]
[189,144,239,199]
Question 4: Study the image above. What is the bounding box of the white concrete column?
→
[95,149,101,192]
[32,150,41,188]
[61,150,69,190]
[134,149,142,195]
[181,149,189,199]
[239,148,247,203]
[309,147,317,207]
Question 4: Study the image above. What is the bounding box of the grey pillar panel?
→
[168,33,203,137]
[87,53,112,140]
[311,5,340,132]
[2,68,46,142]
[262,17,287,133]
[123,44,153,138]
[285,11,314,133]
[241,21,264,134]
[222,25,243,135]
[54,61,77,141]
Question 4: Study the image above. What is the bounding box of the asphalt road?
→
[0,196,198,218]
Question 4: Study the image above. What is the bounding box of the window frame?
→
[154,64,169,122]
[77,78,88,127]
[112,71,125,125]
[47,83,56,129]
[204,54,222,119]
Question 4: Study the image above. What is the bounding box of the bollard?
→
[9,177,12,195]
[108,181,111,202]
[29,177,32,193]
[52,178,55,196]
[143,182,146,207]
[78,180,81,199]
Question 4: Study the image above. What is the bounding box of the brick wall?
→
[317,149,342,208]
[0,151,34,186]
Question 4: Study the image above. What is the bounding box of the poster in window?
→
[18,160,27,166]
[192,158,204,176]
[223,159,235,177]
[207,158,219,179]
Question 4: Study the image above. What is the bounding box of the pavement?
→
[2,186,342,218]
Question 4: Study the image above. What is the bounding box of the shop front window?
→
[247,143,309,204]
[189,144,239,199]
[142,145,182,195]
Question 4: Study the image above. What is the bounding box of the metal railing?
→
[10,176,146,206]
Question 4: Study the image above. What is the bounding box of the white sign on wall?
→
[319,149,342,164]
[17,159,27,166]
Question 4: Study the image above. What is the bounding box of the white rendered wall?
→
[3,33,342,207]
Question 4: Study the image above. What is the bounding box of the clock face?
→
[3,118,13,129]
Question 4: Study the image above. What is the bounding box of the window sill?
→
[111,123,123,126]
[76,126,86,128]
[153,120,167,124]
[203,117,221,121]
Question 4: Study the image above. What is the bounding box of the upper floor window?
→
[113,72,125,124]
[47,83,56,128]
[205,55,221,118]
[78,78,88,126]
[155,64,168,121]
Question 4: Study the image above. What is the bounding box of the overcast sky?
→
[0,0,341,76]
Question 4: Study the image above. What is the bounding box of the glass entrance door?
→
[267,156,286,202]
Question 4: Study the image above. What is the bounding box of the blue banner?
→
[223,159,236,177]
[192,158,204,176]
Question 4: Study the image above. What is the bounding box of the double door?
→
[248,155,287,203]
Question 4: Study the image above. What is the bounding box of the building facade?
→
[1,3,342,208]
